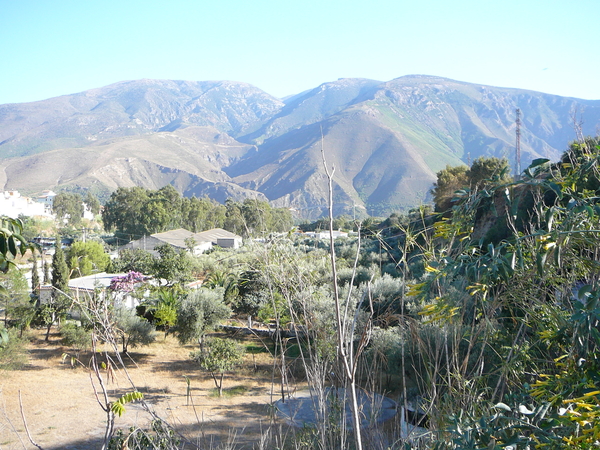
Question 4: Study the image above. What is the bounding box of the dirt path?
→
[0,330,283,450]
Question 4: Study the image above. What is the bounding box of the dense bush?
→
[0,327,28,369]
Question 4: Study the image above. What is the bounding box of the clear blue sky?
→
[1,0,599,105]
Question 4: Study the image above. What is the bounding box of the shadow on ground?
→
[43,401,278,450]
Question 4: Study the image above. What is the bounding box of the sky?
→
[1,0,599,105]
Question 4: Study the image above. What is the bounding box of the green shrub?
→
[60,322,92,352]
[0,328,28,369]
[108,420,180,450]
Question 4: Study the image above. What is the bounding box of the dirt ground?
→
[0,328,287,450]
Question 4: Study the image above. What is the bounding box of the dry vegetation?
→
[0,328,284,450]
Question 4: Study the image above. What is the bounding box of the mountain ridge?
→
[1,76,599,218]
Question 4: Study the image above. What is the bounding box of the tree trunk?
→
[45,314,54,341]
[322,136,363,450]
[210,372,221,394]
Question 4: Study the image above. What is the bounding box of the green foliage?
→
[53,192,84,227]
[140,288,181,336]
[110,248,155,275]
[31,252,40,295]
[153,295,179,330]
[299,215,356,232]
[43,258,50,284]
[242,198,271,234]
[367,273,407,320]
[110,391,144,417]
[102,186,292,240]
[175,288,230,345]
[0,327,28,369]
[67,240,110,278]
[467,156,512,189]
[108,420,180,450]
[431,164,469,213]
[0,217,30,275]
[192,337,244,373]
[257,291,290,326]
[1,267,36,336]
[0,326,8,346]
[51,240,70,295]
[60,322,92,352]
[213,196,295,237]
[431,157,512,213]
[231,269,270,316]
[102,186,150,238]
[84,191,101,216]
[42,239,73,340]
[113,306,157,353]
[406,137,600,446]
[223,198,247,236]
[191,337,244,396]
[436,401,568,450]
[181,196,223,232]
[208,384,249,398]
[270,207,295,232]
[202,268,237,290]
[0,266,29,310]
[560,136,600,182]
[18,215,55,242]
[152,243,194,286]
[8,301,36,335]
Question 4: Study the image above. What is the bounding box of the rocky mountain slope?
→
[1,76,599,218]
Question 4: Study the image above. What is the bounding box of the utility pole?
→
[515,108,522,178]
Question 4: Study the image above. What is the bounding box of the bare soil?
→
[0,328,286,450]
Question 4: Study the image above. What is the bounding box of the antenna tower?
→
[515,108,521,178]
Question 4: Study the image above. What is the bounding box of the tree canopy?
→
[175,288,231,346]
[67,240,110,278]
[431,156,512,213]
[53,192,84,227]
[102,186,293,240]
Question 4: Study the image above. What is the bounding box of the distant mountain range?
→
[1,76,599,218]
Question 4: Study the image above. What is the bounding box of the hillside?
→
[1,76,599,218]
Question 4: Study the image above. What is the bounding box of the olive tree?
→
[191,337,244,396]
[175,288,231,347]
[113,306,156,354]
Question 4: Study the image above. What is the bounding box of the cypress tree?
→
[31,252,40,296]
[51,238,69,297]
[45,237,70,341]
[43,258,50,284]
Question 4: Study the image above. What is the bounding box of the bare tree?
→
[321,131,372,450]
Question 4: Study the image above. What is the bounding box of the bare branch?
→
[19,390,44,450]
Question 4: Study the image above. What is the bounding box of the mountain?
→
[0,79,282,158]
[1,76,599,218]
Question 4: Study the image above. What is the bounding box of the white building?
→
[120,228,243,256]
[37,190,57,208]
[38,272,144,313]
[195,228,243,249]
[0,190,53,219]
[304,230,349,240]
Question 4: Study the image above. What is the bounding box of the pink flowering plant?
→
[109,271,147,293]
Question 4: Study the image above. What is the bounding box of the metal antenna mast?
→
[515,108,521,178]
